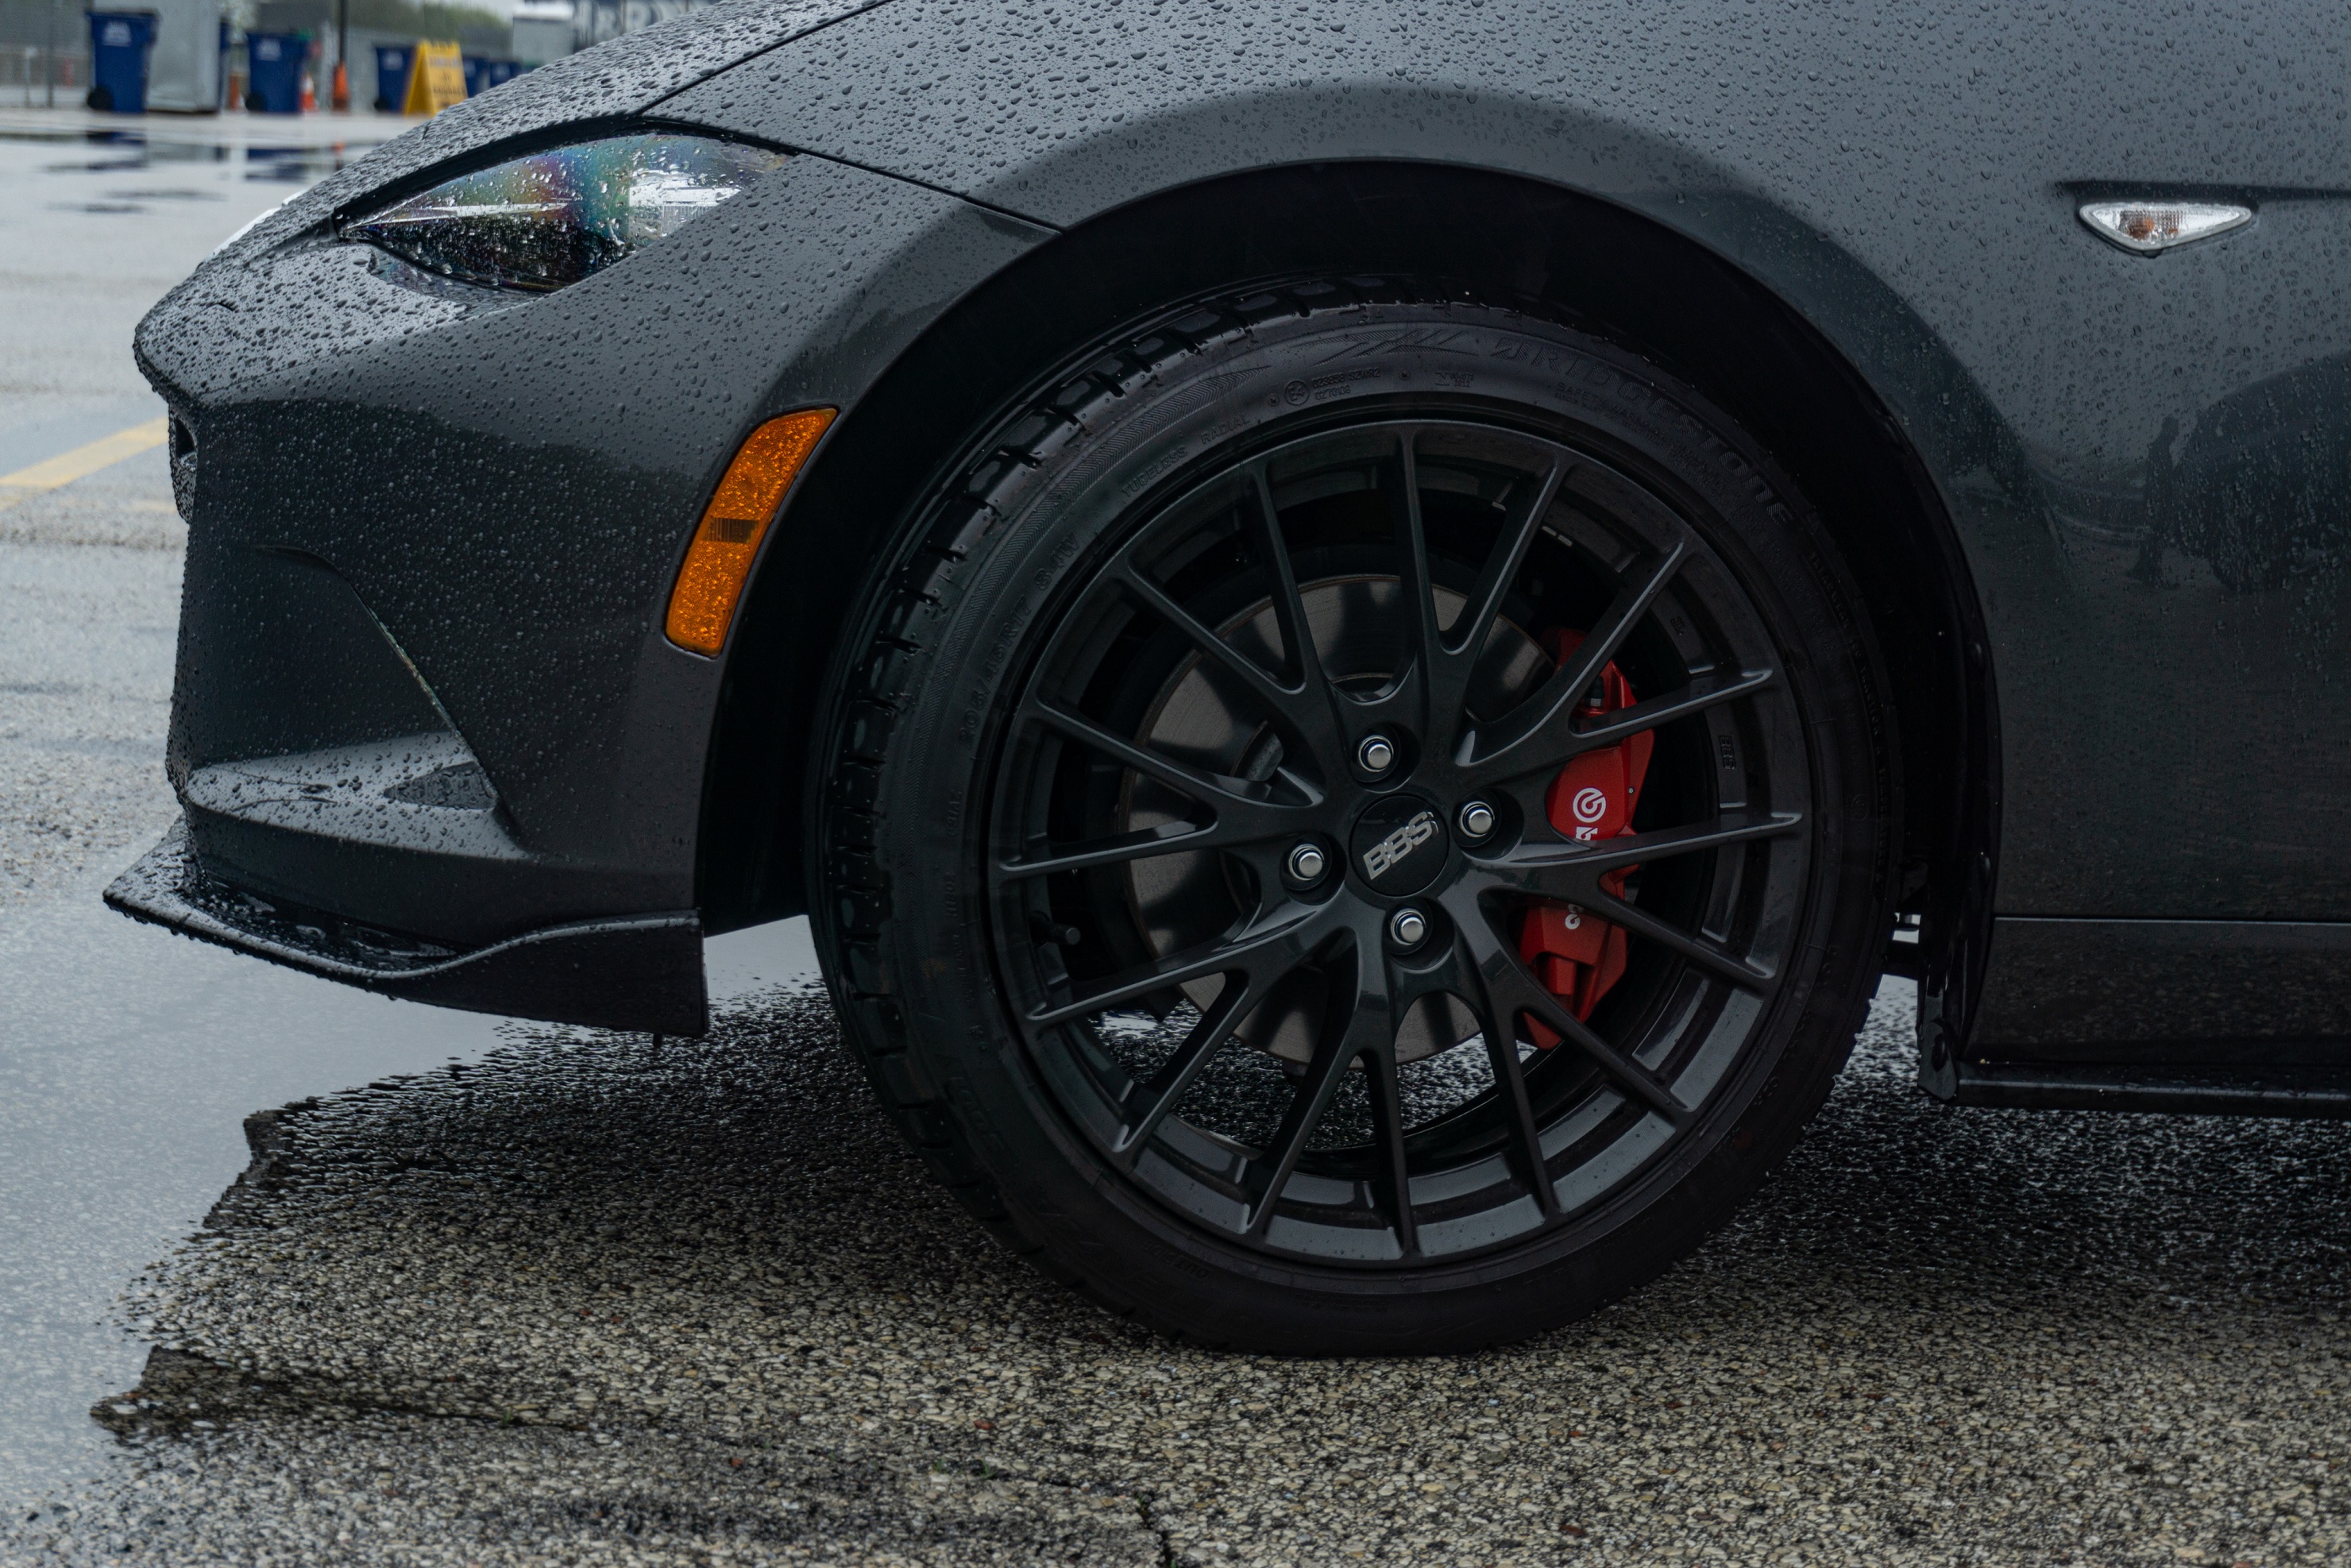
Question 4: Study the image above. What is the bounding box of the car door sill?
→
[1949,1059,2351,1119]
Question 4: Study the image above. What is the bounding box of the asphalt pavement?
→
[0,106,2346,1568]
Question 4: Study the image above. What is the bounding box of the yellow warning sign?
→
[402,41,466,114]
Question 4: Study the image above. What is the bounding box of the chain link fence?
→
[0,41,89,104]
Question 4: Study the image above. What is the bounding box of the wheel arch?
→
[697,160,1997,1043]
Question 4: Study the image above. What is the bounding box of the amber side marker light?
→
[665,408,836,655]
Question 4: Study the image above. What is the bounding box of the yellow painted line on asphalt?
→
[0,418,171,512]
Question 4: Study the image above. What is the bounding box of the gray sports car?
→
[113,1,2351,1350]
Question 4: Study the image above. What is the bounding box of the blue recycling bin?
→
[86,12,156,114]
[373,42,412,111]
[244,31,304,114]
[461,56,522,96]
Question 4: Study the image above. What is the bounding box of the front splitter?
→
[104,821,708,1036]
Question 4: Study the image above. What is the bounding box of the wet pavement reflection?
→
[0,885,506,1506]
[0,886,813,1511]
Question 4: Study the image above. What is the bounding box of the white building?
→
[508,0,573,65]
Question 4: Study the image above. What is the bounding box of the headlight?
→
[341,133,785,293]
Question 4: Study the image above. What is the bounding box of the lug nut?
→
[1388,906,1428,948]
[1457,800,1496,840]
[1357,734,1396,774]
[1287,842,1328,882]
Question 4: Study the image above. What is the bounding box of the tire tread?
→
[808,284,1345,1331]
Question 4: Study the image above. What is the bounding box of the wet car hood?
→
[136,0,896,401]
[191,0,890,274]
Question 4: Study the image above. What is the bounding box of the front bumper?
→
[125,75,1051,1027]
[107,821,706,1033]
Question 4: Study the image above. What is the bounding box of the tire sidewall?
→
[820,297,1893,1352]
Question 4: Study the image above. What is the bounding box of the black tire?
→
[809,282,1897,1353]
[87,85,113,112]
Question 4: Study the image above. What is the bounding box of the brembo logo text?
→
[1362,809,1440,880]
[1570,786,1609,840]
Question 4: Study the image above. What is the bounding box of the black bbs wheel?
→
[814,284,1895,1352]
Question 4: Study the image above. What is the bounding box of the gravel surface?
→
[1,983,2340,1566]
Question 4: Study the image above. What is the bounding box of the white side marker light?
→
[2078,200,2252,254]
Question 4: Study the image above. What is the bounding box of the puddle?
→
[0,877,816,1511]
[5,126,381,185]
[244,144,366,181]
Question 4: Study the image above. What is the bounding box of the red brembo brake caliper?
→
[1517,628,1653,1046]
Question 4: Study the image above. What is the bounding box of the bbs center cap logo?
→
[1350,794,1450,896]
